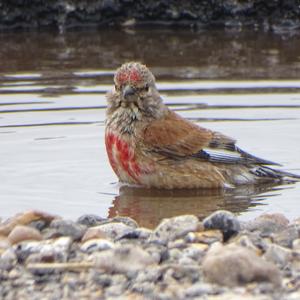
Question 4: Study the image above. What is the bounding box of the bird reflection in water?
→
[108,184,289,228]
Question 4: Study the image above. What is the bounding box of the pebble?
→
[0,210,56,236]
[149,215,200,244]
[231,234,261,254]
[203,243,281,287]
[80,238,114,253]
[15,236,72,263]
[90,222,133,241]
[245,213,289,236]
[110,216,138,228]
[0,236,11,251]
[292,239,300,250]
[81,226,108,242]
[92,245,156,274]
[8,225,42,244]
[0,248,17,271]
[187,230,223,244]
[182,282,221,298]
[48,219,87,241]
[0,209,299,299]
[272,225,299,248]
[264,244,292,266]
[76,214,107,227]
[202,210,241,240]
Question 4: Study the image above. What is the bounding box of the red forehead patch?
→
[116,68,142,85]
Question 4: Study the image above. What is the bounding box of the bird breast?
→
[105,130,142,183]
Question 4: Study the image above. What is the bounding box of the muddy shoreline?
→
[0,0,300,32]
[0,209,299,299]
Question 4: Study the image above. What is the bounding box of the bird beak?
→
[122,85,136,101]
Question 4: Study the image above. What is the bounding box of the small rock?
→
[92,245,156,274]
[0,236,11,250]
[163,264,201,283]
[15,236,72,263]
[292,239,300,250]
[80,238,114,253]
[264,244,292,267]
[191,230,223,244]
[181,244,207,262]
[149,215,200,244]
[203,243,281,287]
[81,226,108,242]
[272,226,299,248]
[231,234,261,254]
[0,248,17,271]
[245,213,289,236]
[117,227,152,240]
[91,223,133,241]
[202,210,241,240]
[28,220,48,231]
[144,244,168,264]
[110,216,138,228]
[8,225,42,244]
[0,210,56,236]
[76,214,106,227]
[182,282,220,297]
[134,266,164,284]
[48,219,87,241]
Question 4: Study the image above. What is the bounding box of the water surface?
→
[1,28,300,227]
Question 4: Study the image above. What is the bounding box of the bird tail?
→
[251,166,300,183]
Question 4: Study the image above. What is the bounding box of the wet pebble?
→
[149,215,200,244]
[202,210,241,240]
[203,243,281,287]
[8,225,42,245]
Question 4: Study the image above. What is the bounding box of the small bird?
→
[105,62,300,189]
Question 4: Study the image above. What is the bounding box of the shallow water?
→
[1,28,300,227]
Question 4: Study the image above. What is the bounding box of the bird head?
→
[114,62,156,103]
[106,62,165,123]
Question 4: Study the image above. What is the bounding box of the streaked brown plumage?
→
[105,62,300,189]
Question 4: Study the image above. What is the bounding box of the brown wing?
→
[143,110,233,158]
[142,109,279,165]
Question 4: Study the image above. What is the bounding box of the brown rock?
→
[0,210,56,236]
[194,230,223,244]
[203,243,281,287]
[8,225,42,245]
[81,227,108,242]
